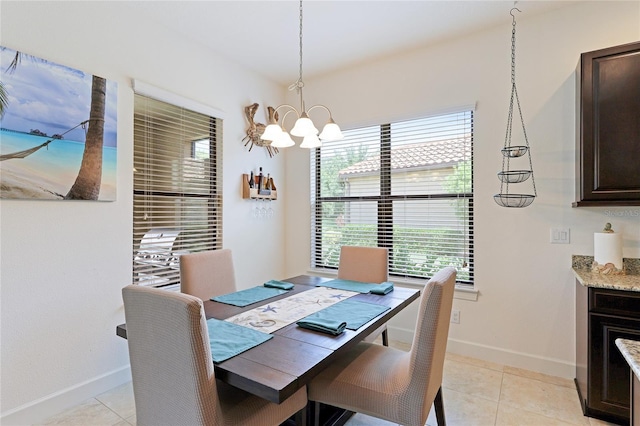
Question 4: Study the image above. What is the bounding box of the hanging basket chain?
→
[498,8,537,202]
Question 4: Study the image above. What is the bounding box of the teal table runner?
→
[212,286,288,307]
[297,299,390,334]
[319,279,394,295]
[206,318,272,363]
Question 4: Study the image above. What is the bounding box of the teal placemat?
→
[211,286,288,307]
[318,279,377,293]
[299,299,390,331]
[319,279,394,295]
[206,318,272,363]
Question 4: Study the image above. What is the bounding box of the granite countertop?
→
[616,338,640,379]
[573,255,640,292]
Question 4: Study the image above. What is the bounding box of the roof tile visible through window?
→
[338,138,472,177]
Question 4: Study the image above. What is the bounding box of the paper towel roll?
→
[594,232,623,270]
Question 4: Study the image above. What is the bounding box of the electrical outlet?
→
[451,309,460,324]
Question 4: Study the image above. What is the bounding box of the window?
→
[132,94,222,288]
[311,110,474,284]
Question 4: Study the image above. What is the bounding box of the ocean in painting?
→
[0,129,117,200]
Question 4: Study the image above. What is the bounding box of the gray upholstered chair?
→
[308,267,457,426]
[337,245,390,346]
[122,285,307,426]
[180,249,236,301]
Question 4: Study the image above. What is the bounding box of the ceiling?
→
[123,1,576,86]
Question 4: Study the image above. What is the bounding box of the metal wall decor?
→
[494,8,537,208]
[242,103,279,157]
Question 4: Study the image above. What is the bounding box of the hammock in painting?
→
[0,119,90,162]
[0,140,52,161]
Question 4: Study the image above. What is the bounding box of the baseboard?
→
[446,338,575,379]
[1,365,131,426]
[387,327,575,379]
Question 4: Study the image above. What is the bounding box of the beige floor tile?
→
[587,417,619,426]
[446,352,504,372]
[500,373,590,425]
[345,412,398,425]
[389,339,411,352]
[37,398,123,426]
[124,415,136,426]
[443,358,504,402]
[429,387,498,426]
[503,365,575,389]
[496,401,579,425]
[95,382,136,420]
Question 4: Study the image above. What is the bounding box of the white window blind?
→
[311,110,474,284]
[133,94,223,288]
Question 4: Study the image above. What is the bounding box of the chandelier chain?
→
[298,0,304,88]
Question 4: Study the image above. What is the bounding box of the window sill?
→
[307,268,478,302]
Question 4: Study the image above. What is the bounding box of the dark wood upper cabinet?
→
[574,41,640,207]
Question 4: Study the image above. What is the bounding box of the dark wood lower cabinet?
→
[576,281,640,424]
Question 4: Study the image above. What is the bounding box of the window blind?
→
[133,94,222,288]
[312,110,474,284]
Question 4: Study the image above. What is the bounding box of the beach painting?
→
[0,46,117,200]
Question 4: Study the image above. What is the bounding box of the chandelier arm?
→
[306,104,334,119]
[268,104,300,124]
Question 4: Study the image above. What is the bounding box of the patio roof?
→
[338,138,471,177]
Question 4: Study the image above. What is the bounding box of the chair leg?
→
[434,386,446,426]
[382,329,389,346]
[313,401,321,426]
[295,405,307,426]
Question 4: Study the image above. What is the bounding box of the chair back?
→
[337,246,388,283]
[180,249,236,300]
[408,267,456,423]
[122,285,219,425]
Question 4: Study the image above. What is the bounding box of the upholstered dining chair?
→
[180,249,237,301]
[122,285,307,426]
[337,245,390,346]
[308,266,457,426]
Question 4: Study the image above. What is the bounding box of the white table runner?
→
[225,286,359,334]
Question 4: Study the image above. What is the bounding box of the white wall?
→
[284,1,640,377]
[0,2,286,424]
[2,1,639,424]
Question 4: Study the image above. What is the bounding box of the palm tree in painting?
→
[0,81,8,117]
[65,75,106,200]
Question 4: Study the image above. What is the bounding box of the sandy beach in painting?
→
[1,161,67,199]
[0,161,117,200]
[1,159,117,200]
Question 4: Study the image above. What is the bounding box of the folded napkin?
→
[299,299,391,333]
[297,318,347,336]
[370,281,394,295]
[206,318,272,363]
[212,286,287,307]
[263,280,294,290]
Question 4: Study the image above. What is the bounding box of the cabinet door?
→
[575,41,640,206]
[590,313,640,422]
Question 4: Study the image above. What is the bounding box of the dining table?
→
[116,274,420,422]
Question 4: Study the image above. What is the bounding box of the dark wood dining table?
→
[116,275,420,407]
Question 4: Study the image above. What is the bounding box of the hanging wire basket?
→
[493,194,535,208]
[501,146,528,158]
[494,8,537,208]
[497,170,531,183]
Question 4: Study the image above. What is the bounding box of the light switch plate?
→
[550,228,570,244]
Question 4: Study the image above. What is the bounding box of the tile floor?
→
[37,341,619,426]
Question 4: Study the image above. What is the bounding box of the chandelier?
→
[261,0,343,149]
